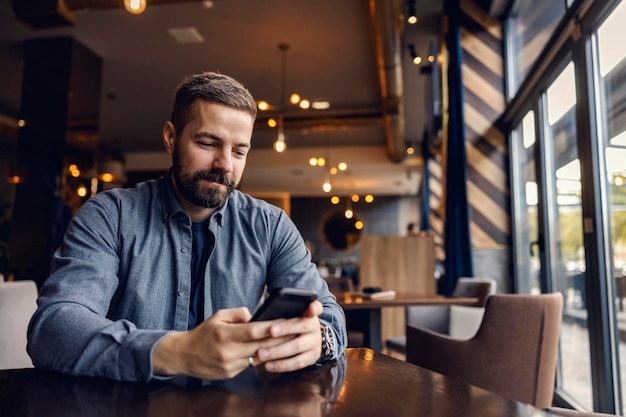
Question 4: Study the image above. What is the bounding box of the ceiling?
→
[0,0,446,197]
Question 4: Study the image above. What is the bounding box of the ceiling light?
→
[406,0,417,24]
[258,43,320,153]
[312,101,330,110]
[274,126,286,153]
[408,44,421,65]
[124,0,147,14]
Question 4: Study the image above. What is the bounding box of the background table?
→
[0,348,548,417]
[336,292,479,350]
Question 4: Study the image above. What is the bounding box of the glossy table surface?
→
[0,348,548,417]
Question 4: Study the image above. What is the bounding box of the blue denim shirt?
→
[27,171,347,381]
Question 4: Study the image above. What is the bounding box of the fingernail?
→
[258,349,269,360]
[265,362,275,371]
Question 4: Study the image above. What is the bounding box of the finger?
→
[268,314,319,338]
[302,300,323,318]
[263,349,318,373]
[212,306,253,323]
[258,329,318,362]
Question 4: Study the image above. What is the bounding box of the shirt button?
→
[178,290,185,296]
[181,247,188,253]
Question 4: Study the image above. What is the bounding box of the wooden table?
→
[0,348,548,417]
[335,292,479,351]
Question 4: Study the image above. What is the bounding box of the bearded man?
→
[27,72,346,382]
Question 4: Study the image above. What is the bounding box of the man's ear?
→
[162,121,176,155]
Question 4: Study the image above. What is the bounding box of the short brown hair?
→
[170,71,257,133]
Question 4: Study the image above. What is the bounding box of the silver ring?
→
[248,356,254,367]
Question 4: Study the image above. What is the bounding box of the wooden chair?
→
[406,293,563,408]
[0,280,38,369]
[385,277,496,355]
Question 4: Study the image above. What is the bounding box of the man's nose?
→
[213,149,234,172]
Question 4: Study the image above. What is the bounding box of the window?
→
[507,0,566,96]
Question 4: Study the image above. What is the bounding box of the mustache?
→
[194,169,235,188]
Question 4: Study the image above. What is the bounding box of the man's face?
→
[163,100,254,210]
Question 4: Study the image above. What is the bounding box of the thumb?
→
[213,306,253,324]
[303,300,323,318]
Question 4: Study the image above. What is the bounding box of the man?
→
[27,71,347,382]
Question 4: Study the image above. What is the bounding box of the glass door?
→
[595,0,626,407]
[544,62,593,409]
[512,61,593,408]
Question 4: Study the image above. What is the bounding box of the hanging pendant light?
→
[124,0,147,14]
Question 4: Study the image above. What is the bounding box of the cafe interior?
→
[1,0,626,416]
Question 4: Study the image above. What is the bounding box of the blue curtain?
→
[439,0,474,295]
[419,130,431,232]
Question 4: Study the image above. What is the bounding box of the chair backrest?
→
[407,293,563,408]
[406,277,497,332]
[0,280,38,369]
[452,277,497,307]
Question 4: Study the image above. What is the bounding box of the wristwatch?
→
[320,324,336,360]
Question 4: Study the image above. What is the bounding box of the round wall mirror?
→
[322,211,362,251]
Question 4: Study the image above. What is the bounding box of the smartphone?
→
[251,287,317,321]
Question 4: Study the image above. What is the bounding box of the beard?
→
[172,145,237,209]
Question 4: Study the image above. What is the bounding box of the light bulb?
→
[322,181,332,193]
[274,138,286,153]
[257,101,270,111]
[299,99,310,109]
[101,173,114,183]
[331,196,340,204]
[124,0,147,14]
[309,158,318,166]
[345,209,353,219]
[290,93,301,104]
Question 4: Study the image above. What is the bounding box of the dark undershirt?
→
[189,221,213,330]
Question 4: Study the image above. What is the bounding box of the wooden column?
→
[359,234,436,343]
[9,37,101,286]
